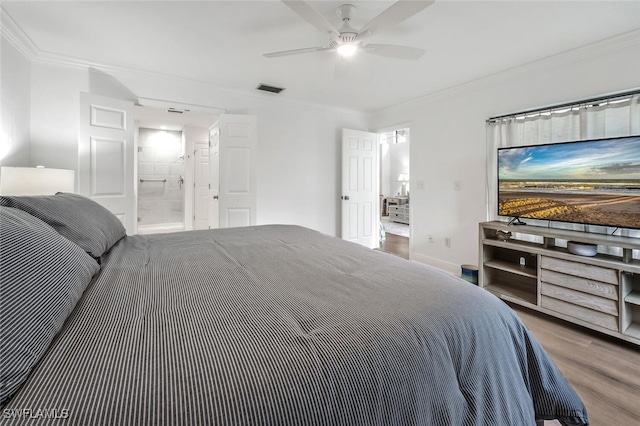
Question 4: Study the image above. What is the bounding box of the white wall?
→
[23,61,368,236]
[388,141,409,198]
[0,39,31,167]
[380,143,390,197]
[7,29,638,273]
[370,32,640,274]
[29,65,88,169]
[380,138,410,199]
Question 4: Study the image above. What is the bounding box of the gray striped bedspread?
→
[2,225,588,425]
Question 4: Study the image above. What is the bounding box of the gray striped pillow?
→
[0,193,126,259]
[0,207,100,407]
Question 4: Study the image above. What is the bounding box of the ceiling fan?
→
[263,0,435,61]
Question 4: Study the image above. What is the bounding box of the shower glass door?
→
[137,127,185,233]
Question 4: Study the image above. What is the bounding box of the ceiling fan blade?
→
[361,44,425,60]
[357,0,434,41]
[282,0,340,38]
[263,46,333,58]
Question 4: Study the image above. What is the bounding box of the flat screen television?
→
[497,135,640,229]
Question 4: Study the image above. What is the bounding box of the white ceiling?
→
[3,1,640,112]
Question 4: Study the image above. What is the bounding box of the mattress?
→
[1,224,588,425]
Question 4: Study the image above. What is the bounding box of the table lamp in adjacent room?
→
[397,173,409,197]
[0,166,75,195]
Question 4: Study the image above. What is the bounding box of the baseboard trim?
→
[411,252,460,276]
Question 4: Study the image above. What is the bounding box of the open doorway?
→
[136,126,185,233]
[134,104,219,234]
[379,127,410,259]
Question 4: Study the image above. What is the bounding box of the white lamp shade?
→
[397,173,409,182]
[0,166,75,195]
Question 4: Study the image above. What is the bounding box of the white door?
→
[79,92,135,233]
[341,128,379,248]
[216,114,257,228]
[209,124,220,229]
[209,121,220,229]
[193,141,210,230]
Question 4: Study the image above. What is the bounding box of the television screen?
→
[497,135,640,229]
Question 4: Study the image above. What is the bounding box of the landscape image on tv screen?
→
[498,135,640,229]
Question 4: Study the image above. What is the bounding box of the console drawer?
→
[540,256,618,285]
[540,269,618,300]
[541,296,618,331]
[541,282,618,316]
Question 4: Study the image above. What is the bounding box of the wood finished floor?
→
[509,303,640,426]
[379,232,409,260]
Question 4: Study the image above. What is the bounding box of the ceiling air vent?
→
[167,108,190,114]
[257,84,285,94]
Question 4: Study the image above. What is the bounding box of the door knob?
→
[342,195,350,200]
[213,195,219,199]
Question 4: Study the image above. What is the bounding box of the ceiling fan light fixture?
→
[337,43,357,57]
[265,0,433,62]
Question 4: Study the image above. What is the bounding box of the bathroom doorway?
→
[137,127,185,234]
[134,104,219,234]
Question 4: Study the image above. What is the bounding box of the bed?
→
[0,193,589,425]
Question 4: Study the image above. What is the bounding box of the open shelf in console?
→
[481,244,538,305]
[479,221,640,345]
[622,272,640,340]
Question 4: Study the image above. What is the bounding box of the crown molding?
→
[1,6,365,119]
[37,49,365,118]
[0,7,38,61]
[372,28,640,116]
[9,1,631,120]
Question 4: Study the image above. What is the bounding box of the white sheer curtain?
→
[486,93,640,240]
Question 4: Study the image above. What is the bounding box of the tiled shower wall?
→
[138,128,184,227]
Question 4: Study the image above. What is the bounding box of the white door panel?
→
[226,208,252,228]
[226,148,251,193]
[341,128,379,248]
[217,114,257,228]
[79,92,135,233]
[209,124,220,229]
[90,137,125,195]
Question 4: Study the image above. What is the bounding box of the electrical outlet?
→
[428,235,434,243]
[445,237,451,248]
[519,257,526,266]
